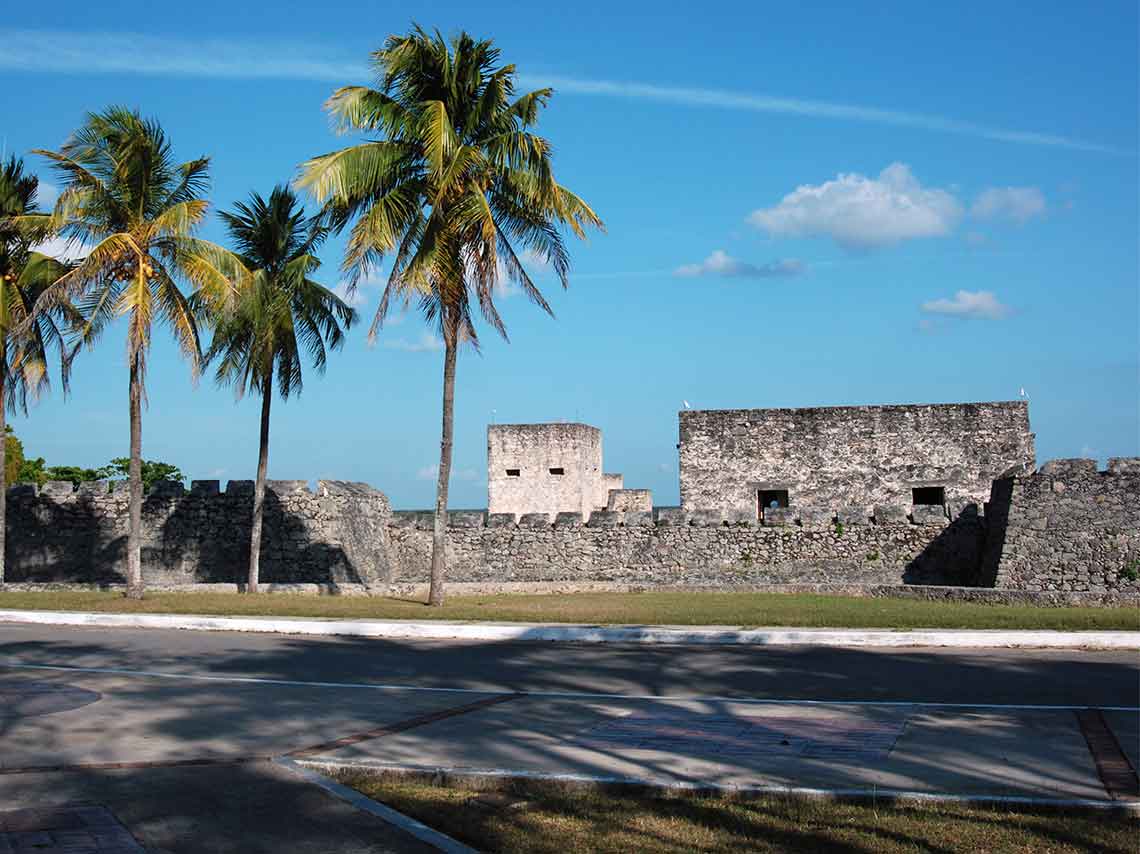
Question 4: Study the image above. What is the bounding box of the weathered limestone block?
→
[837,506,870,526]
[148,479,185,498]
[7,484,36,498]
[486,513,517,528]
[1039,459,1098,478]
[448,510,485,529]
[518,512,552,529]
[41,481,75,498]
[266,480,309,494]
[689,509,725,527]
[762,508,796,527]
[606,489,652,512]
[1107,457,1140,475]
[624,511,654,527]
[875,505,909,525]
[798,506,834,529]
[191,480,220,496]
[912,505,949,526]
[587,511,622,527]
[390,512,419,529]
[554,512,583,528]
[226,480,255,495]
[653,508,688,527]
[724,509,756,527]
[77,480,111,496]
[413,512,436,530]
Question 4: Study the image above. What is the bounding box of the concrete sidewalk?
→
[1,608,1137,648]
[299,695,1140,809]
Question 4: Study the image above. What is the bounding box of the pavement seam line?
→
[288,693,522,758]
[4,661,1138,711]
[1076,708,1140,799]
[294,759,1140,816]
[273,757,477,854]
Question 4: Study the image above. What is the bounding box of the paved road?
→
[2,622,1136,706]
[1,623,1137,852]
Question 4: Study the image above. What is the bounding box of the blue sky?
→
[2,1,1136,508]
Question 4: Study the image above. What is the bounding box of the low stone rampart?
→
[981,458,1139,592]
[387,505,983,586]
[4,479,392,585]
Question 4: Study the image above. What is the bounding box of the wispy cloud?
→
[971,186,1047,223]
[32,235,91,262]
[675,250,804,279]
[0,29,1126,155]
[920,289,1012,320]
[382,332,443,353]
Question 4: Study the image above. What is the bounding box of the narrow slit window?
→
[505,469,521,477]
[758,489,790,520]
[912,486,945,506]
[549,467,565,476]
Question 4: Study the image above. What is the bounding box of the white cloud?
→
[416,464,479,482]
[971,186,1046,223]
[382,332,443,353]
[332,282,367,307]
[674,250,804,279]
[0,30,1125,155]
[31,235,91,262]
[749,163,963,250]
[920,290,1011,320]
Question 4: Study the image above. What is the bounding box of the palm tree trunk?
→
[428,324,458,607]
[126,350,144,600]
[248,370,273,594]
[0,367,7,587]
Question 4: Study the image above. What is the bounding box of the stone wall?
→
[387,506,984,587]
[4,479,393,585]
[607,489,652,512]
[981,458,1140,592]
[487,423,605,519]
[679,401,1036,517]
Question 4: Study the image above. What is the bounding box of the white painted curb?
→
[274,758,476,853]
[0,609,1137,649]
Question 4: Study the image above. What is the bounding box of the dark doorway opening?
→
[758,489,790,521]
[912,486,945,506]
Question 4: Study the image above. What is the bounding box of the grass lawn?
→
[0,589,1136,630]
[338,776,1139,854]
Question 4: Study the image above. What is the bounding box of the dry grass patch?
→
[338,776,1138,853]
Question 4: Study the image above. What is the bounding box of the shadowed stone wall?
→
[981,458,1140,592]
[387,505,984,586]
[679,401,1036,517]
[4,479,393,585]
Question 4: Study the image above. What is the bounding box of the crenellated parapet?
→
[981,458,1140,592]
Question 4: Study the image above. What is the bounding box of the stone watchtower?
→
[487,423,618,518]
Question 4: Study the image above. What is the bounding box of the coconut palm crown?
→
[297,28,603,604]
[24,107,246,598]
[0,155,76,584]
[204,185,356,594]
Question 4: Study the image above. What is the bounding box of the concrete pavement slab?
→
[314,696,1130,801]
[0,669,501,770]
[0,763,433,853]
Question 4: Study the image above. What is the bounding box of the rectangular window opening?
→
[758,489,790,520]
[912,486,945,506]
[505,469,521,477]
[549,467,565,476]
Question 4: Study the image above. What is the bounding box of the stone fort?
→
[4,399,1137,597]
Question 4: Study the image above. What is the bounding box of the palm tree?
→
[0,156,74,583]
[205,186,356,593]
[25,108,244,599]
[298,28,602,605]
